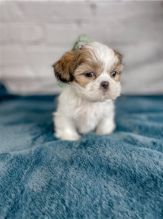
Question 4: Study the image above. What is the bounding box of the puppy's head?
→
[53,42,123,101]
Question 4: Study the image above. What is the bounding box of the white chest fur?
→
[73,100,110,134]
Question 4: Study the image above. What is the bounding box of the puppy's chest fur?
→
[74,101,104,134]
[75,101,114,135]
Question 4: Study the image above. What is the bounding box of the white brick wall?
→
[0,1,163,94]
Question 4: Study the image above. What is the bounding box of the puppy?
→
[52,41,123,141]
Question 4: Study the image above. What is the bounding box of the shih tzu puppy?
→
[52,40,123,141]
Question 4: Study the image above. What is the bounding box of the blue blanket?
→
[0,85,163,218]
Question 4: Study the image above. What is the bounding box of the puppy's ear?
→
[52,51,75,83]
[114,49,123,64]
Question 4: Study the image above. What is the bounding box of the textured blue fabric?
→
[0,92,163,219]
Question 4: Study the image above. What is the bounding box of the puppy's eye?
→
[84,72,95,78]
[110,70,117,78]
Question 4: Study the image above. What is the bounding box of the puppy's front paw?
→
[96,121,115,136]
[55,130,80,141]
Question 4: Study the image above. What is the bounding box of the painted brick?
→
[0,1,23,22]
[0,45,27,66]
[1,65,54,79]
[0,23,44,44]
[45,23,80,46]
[0,44,67,72]
[24,45,68,66]
[3,77,58,95]
[0,1,93,23]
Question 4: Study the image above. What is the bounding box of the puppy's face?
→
[53,42,123,102]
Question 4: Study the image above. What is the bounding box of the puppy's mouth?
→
[100,89,119,101]
[100,93,112,101]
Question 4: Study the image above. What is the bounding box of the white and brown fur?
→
[52,42,123,141]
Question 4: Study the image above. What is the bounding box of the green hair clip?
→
[72,34,93,50]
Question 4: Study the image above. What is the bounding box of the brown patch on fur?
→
[112,50,123,81]
[73,48,102,87]
[52,51,75,82]
[114,49,123,65]
[74,64,96,87]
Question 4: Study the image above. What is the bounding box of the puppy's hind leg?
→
[53,113,80,141]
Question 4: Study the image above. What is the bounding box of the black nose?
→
[100,81,109,90]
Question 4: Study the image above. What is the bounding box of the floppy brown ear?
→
[52,51,75,83]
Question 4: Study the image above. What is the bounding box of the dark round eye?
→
[111,70,117,78]
[84,72,95,78]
